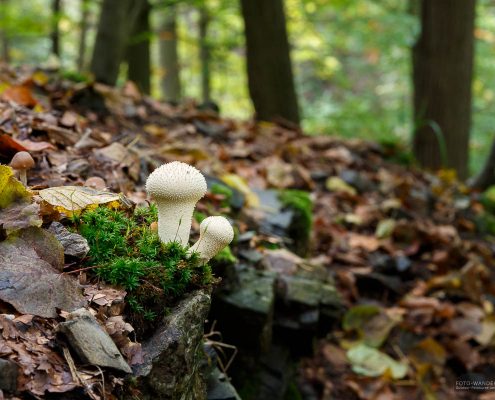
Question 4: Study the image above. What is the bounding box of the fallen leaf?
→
[326,176,357,195]
[347,343,408,379]
[1,85,37,107]
[38,186,120,213]
[0,235,85,317]
[13,138,56,152]
[0,134,27,158]
[221,173,260,207]
[0,165,30,208]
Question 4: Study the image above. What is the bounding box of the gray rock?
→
[339,169,374,193]
[251,189,293,237]
[0,359,18,392]
[213,267,275,352]
[59,308,131,373]
[256,346,294,400]
[49,222,90,259]
[246,189,311,256]
[133,290,211,400]
[207,367,241,400]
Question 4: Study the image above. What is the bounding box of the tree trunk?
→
[240,0,300,125]
[159,5,181,103]
[469,138,495,190]
[199,6,211,103]
[412,0,476,179]
[90,0,140,86]
[77,0,89,72]
[0,0,9,62]
[51,0,62,57]
[126,0,151,94]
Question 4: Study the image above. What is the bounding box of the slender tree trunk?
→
[77,0,89,72]
[199,6,211,103]
[159,5,181,102]
[240,0,300,125]
[126,0,151,94]
[90,0,140,86]
[412,0,476,179]
[0,0,9,62]
[469,138,495,190]
[51,0,62,57]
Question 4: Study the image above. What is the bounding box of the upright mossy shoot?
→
[279,189,313,256]
[73,206,212,322]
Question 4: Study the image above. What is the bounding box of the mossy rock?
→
[71,205,213,334]
[278,190,313,256]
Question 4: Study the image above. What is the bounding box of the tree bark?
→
[0,0,9,62]
[199,6,211,103]
[412,0,476,179]
[126,0,151,94]
[51,0,62,57]
[469,138,495,190]
[159,5,181,102]
[240,0,300,125]
[90,0,140,86]
[77,0,89,72]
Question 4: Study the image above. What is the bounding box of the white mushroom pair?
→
[145,161,234,264]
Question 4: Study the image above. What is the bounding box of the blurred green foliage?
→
[0,0,493,174]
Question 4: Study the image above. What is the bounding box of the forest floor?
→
[0,66,494,400]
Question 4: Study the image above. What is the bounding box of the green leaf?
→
[347,343,408,379]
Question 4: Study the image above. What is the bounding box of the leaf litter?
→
[0,65,492,399]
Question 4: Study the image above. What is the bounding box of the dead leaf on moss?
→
[39,185,120,213]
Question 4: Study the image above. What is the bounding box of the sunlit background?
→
[1,0,494,173]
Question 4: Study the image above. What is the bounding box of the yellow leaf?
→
[325,176,357,196]
[221,174,259,208]
[38,186,120,214]
[0,165,31,208]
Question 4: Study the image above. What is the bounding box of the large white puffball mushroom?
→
[190,216,234,264]
[146,161,207,245]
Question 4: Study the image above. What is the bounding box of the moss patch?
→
[72,206,213,329]
[278,189,313,256]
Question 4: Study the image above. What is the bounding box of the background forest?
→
[1,0,493,176]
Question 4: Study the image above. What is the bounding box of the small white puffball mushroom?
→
[146,161,207,245]
[190,216,234,264]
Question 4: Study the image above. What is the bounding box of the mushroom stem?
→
[19,170,27,186]
[156,201,196,245]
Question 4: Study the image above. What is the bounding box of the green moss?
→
[72,206,213,324]
[194,210,207,224]
[481,186,495,214]
[278,189,313,256]
[212,245,237,265]
[475,212,495,237]
[210,182,233,207]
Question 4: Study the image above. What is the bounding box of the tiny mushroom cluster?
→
[146,161,234,263]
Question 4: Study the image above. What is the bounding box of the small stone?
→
[49,222,90,259]
[0,359,19,392]
[59,308,132,373]
[262,248,303,275]
[207,367,241,400]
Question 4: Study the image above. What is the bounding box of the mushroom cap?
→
[146,161,207,202]
[199,216,234,245]
[10,151,35,170]
[84,176,106,190]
